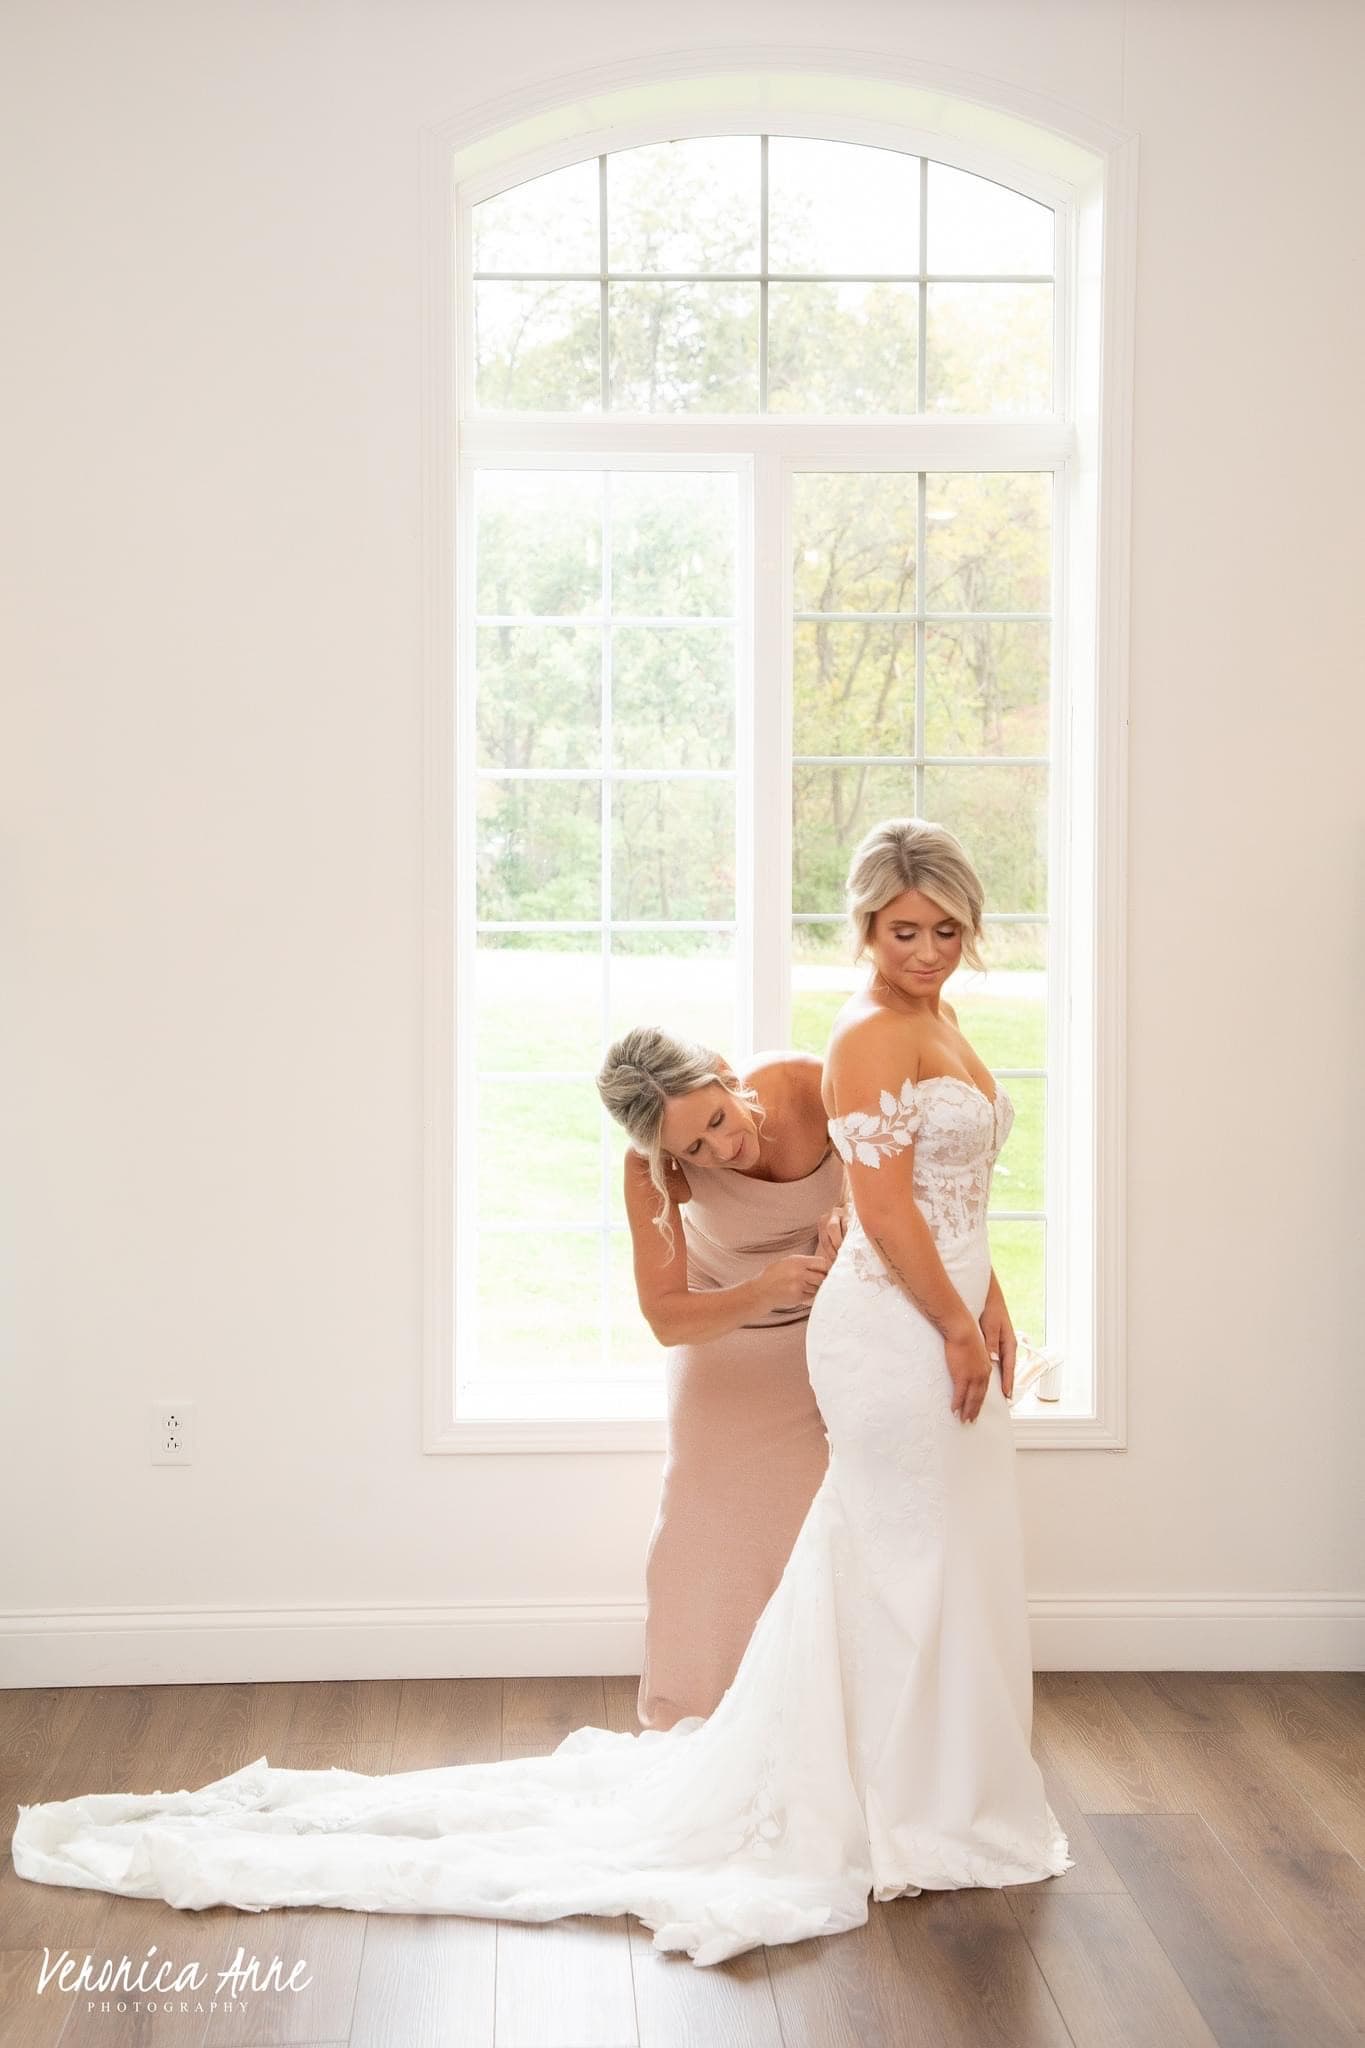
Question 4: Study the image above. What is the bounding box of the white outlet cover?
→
[150,1399,195,1465]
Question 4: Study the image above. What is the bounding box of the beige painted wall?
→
[2,0,1361,1678]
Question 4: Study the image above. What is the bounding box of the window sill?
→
[428,1380,1121,1452]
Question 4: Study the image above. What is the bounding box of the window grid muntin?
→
[458,133,1072,1413]
[465,454,747,1394]
[470,135,1055,418]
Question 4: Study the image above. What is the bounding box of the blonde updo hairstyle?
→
[846,816,986,972]
[596,1024,766,1256]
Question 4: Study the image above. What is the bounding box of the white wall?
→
[3,0,1362,1682]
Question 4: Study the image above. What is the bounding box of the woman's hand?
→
[815,1202,848,1264]
[979,1272,1017,1398]
[944,1318,994,1423]
[756,1251,831,1315]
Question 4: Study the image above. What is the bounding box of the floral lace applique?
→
[828,1081,921,1167]
[828,1076,1013,1257]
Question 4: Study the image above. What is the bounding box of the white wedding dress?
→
[12,1075,1072,1966]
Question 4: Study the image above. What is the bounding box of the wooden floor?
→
[0,1671,1362,2047]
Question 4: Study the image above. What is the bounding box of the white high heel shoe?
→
[1007,1332,1064,1407]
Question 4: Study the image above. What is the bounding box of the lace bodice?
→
[828,1075,1014,1268]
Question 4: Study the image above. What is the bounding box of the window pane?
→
[607,137,760,272]
[473,1230,603,1380]
[949,944,1047,1068]
[477,1080,599,1223]
[612,781,735,920]
[612,626,734,769]
[474,282,601,413]
[924,473,1051,614]
[793,762,916,914]
[609,1227,655,1369]
[921,763,1048,913]
[792,921,860,1055]
[793,620,915,757]
[986,1221,1047,1344]
[610,471,736,617]
[926,283,1053,414]
[473,159,600,273]
[475,939,602,1071]
[608,283,759,412]
[606,932,738,1082]
[476,471,602,617]
[927,162,1054,276]
[924,621,1049,756]
[790,923,1046,1065]
[476,624,601,769]
[993,1075,1044,1209]
[768,283,919,414]
[768,138,919,274]
[477,777,601,921]
[792,472,917,614]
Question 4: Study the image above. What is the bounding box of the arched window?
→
[426,85,1133,1453]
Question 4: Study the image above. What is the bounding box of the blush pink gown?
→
[637,1142,845,1730]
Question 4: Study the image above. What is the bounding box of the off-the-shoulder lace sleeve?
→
[827,1080,921,1167]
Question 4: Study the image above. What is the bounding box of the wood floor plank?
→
[147,1682,305,1785]
[5,1671,1364,2047]
[0,1946,74,2048]
[0,1849,118,1956]
[495,1677,637,2048]
[0,1685,182,1953]
[391,1678,502,1770]
[274,1681,402,1757]
[58,1894,236,2047]
[178,1726,388,2048]
[1303,1672,1365,1735]
[1101,1673,1249,1734]
[349,1914,494,2048]
[601,1674,785,2048]
[275,1741,391,1776]
[0,1690,100,1853]
[877,1888,1073,2046]
[1028,1728,1129,1894]
[350,1679,499,2048]
[1088,1810,1358,2047]
[500,1676,609,1757]
[766,1903,917,2048]
[1221,1678,1365,1862]
[1032,1676,1189,1814]
[1131,1720,1365,2027]
[1009,1892,1219,2047]
[194,1905,367,2048]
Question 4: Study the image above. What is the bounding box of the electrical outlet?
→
[150,1400,195,1465]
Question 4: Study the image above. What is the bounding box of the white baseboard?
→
[0,1595,1361,1689]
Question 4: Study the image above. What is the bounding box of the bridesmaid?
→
[597,1026,847,1732]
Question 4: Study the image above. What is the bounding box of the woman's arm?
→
[622,1153,824,1346]
[826,1019,994,1422]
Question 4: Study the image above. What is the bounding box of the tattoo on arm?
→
[871,1230,960,1338]
[871,1231,926,1307]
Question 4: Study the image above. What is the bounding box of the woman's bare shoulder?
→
[826,999,924,1055]
[741,1047,821,1085]
[739,1048,817,1115]
[825,1005,928,1092]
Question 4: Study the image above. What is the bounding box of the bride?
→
[12,816,1072,1967]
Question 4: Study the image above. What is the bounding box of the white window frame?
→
[421,69,1136,1456]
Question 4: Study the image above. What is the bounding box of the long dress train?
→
[11,1075,1072,1967]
